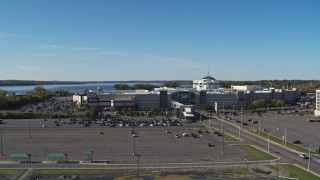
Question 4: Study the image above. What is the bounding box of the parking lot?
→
[23,97,73,114]
[0,117,250,163]
[221,111,320,151]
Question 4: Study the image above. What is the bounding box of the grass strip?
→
[268,164,320,180]
[234,144,276,161]
[248,129,314,154]
[116,169,253,179]
[223,133,239,141]
[0,169,22,175]
[32,169,123,176]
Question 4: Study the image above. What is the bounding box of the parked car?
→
[299,153,309,159]
[293,140,301,144]
[207,143,214,147]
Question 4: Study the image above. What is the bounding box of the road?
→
[207,116,320,176]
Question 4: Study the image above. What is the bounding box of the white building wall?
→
[193,76,220,90]
[315,90,320,116]
[231,85,262,91]
[135,94,160,109]
[206,93,239,109]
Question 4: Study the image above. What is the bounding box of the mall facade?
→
[74,75,301,118]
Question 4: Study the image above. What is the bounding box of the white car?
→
[299,153,309,159]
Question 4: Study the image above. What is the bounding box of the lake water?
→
[0,82,161,95]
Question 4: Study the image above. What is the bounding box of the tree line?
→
[0,80,84,86]
[114,83,158,91]
[221,80,320,93]
[114,81,193,91]
[0,87,70,110]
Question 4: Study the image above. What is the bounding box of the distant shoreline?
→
[0,80,182,87]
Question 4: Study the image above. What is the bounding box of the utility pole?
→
[308,144,313,173]
[238,124,241,140]
[284,128,287,146]
[28,119,31,139]
[275,152,280,180]
[1,128,3,156]
[277,111,280,130]
[222,125,224,154]
[268,132,271,153]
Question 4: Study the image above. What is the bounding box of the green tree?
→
[85,106,98,117]
[121,107,127,114]
[110,106,116,114]
[127,107,133,116]
[131,83,156,91]
[114,84,130,90]
[161,82,180,88]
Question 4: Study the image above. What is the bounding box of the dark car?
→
[241,122,248,126]
[293,140,301,144]
[207,143,214,147]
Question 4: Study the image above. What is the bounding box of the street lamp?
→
[284,128,287,146]
[28,119,31,139]
[0,128,3,156]
[268,132,271,153]
[133,154,141,179]
[308,144,313,173]
[222,125,224,154]
[274,151,280,180]
[258,119,261,135]
[132,134,138,155]
[238,124,241,140]
[240,113,243,127]
[277,111,280,130]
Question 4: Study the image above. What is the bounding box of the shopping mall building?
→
[74,75,301,118]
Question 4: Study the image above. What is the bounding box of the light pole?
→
[268,132,271,153]
[238,124,241,140]
[274,151,280,180]
[0,128,3,156]
[277,111,280,130]
[258,119,261,135]
[284,128,287,146]
[222,125,224,154]
[28,119,31,139]
[132,135,136,156]
[223,103,225,116]
[240,113,243,127]
[133,154,141,179]
[308,144,313,173]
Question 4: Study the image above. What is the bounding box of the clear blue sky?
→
[0,0,319,81]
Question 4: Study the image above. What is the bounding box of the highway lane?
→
[0,159,277,169]
[208,116,320,176]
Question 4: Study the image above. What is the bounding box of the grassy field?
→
[234,144,276,161]
[0,169,21,176]
[0,169,26,180]
[30,168,262,180]
[223,132,239,141]
[269,164,320,180]
[116,168,255,180]
[32,169,123,176]
[247,129,313,154]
